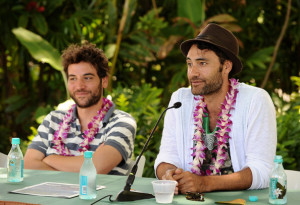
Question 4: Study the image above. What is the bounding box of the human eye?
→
[68,76,76,81]
[84,76,94,81]
[186,61,192,68]
[199,61,207,67]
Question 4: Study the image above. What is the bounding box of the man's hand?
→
[161,168,181,194]
[157,163,252,194]
[174,168,252,194]
[172,170,205,194]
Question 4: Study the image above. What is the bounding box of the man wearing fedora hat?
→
[154,23,276,194]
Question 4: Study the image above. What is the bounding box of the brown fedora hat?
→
[180,23,242,75]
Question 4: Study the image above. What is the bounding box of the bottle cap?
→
[274,155,283,163]
[249,196,258,202]
[12,138,20,145]
[84,151,93,158]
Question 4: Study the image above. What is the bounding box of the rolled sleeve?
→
[105,113,136,162]
[154,92,182,177]
[244,89,277,189]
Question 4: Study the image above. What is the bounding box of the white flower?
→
[273,188,282,197]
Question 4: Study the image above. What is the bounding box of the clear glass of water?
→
[152,180,177,204]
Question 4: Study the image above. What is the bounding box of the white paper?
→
[9,182,105,198]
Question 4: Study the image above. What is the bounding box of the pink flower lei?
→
[191,78,239,176]
[52,97,113,156]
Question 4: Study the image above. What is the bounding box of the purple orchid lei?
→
[52,97,113,156]
[191,78,239,176]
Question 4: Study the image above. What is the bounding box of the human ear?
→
[102,76,108,88]
[223,60,233,75]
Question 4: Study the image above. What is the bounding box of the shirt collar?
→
[72,102,116,124]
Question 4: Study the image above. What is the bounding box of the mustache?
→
[74,89,90,93]
[190,77,205,82]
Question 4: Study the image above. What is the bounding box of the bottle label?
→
[9,159,16,167]
[21,160,23,178]
[9,159,16,177]
[80,175,87,195]
[270,177,287,199]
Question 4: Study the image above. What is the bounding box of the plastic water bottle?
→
[7,138,24,182]
[79,151,97,199]
[269,155,287,204]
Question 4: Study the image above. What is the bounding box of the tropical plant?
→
[1,0,300,176]
[108,83,164,177]
[274,76,300,170]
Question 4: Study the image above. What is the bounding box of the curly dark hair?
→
[61,42,109,78]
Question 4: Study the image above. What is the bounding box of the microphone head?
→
[173,102,182,108]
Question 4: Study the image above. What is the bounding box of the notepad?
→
[9,182,105,198]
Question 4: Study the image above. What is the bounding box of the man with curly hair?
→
[24,42,136,175]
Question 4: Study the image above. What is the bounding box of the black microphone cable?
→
[91,194,114,204]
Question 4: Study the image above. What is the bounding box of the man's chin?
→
[75,100,100,108]
[71,98,89,108]
[191,87,204,95]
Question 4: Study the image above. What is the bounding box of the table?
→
[0,169,299,205]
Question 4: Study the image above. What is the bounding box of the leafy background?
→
[0,0,299,177]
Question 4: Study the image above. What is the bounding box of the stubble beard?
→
[70,84,102,108]
[190,68,223,96]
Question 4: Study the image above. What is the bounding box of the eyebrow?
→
[68,73,96,77]
[186,57,208,61]
[83,73,95,76]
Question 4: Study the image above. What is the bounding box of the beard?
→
[70,83,102,108]
[190,66,223,95]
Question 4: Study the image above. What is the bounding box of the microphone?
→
[114,102,182,202]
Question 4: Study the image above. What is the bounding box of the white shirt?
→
[154,83,277,189]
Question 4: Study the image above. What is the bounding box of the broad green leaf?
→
[221,23,242,32]
[177,0,205,25]
[246,47,274,69]
[12,27,62,71]
[4,95,23,104]
[123,0,138,35]
[12,5,24,11]
[12,27,69,98]
[5,98,30,112]
[206,14,237,23]
[18,14,29,28]
[32,13,48,35]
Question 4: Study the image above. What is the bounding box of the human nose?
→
[75,78,86,89]
[188,63,200,76]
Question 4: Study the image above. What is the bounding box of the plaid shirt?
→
[28,104,136,175]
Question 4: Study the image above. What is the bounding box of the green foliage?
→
[137,8,168,36]
[177,0,206,26]
[273,76,300,170]
[12,27,68,97]
[1,0,300,175]
[108,84,164,177]
[246,47,274,70]
[119,8,167,68]
[12,27,62,71]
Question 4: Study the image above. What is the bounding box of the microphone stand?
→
[114,102,182,202]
